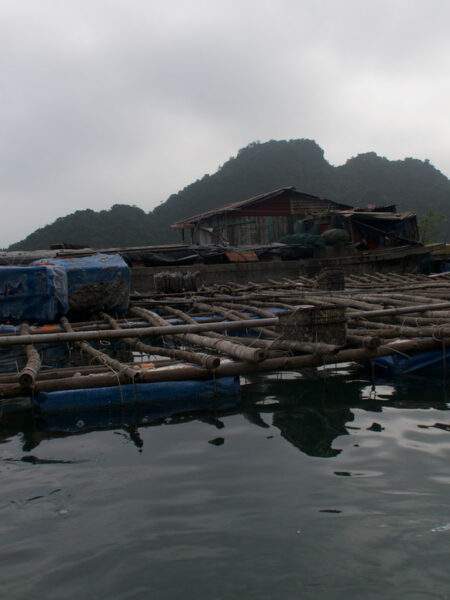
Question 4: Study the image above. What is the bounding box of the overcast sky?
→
[1,0,450,247]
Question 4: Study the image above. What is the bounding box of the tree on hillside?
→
[419,211,448,243]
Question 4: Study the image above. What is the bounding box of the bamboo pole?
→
[192,301,342,354]
[134,278,450,302]
[161,305,283,357]
[0,358,183,383]
[61,317,139,380]
[350,301,450,319]
[220,301,274,318]
[0,316,279,347]
[393,316,450,325]
[100,312,220,370]
[242,299,298,311]
[352,294,449,308]
[349,314,450,326]
[3,335,450,400]
[383,293,449,304]
[349,323,450,339]
[291,282,450,297]
[193,301,244,323]
[131,307,268,363]
[168,303,339,355]
[306,295,384,311]
[18,323,41,388]
[346,333,381,349]
[162,305,267,345]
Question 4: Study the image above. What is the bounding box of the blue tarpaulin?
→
[32,253,130,312]
[0,265,68,323]
[369,349,450,376]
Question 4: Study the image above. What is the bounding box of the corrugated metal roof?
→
[171,187,352,228]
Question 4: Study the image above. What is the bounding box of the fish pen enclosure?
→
[275,305,347,346]
[2,270,450,412]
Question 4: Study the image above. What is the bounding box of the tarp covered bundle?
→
[0,253,130,324]
[32,253,130,313]
[0,265,68,323]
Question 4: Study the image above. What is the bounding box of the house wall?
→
[291,196,344,216]
[193,213,294,245]
[225,215,294,245]
[191,191,346,245]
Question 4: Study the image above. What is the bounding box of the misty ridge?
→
[8,138,450,251]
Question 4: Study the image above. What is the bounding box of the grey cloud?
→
[1,0,450,246]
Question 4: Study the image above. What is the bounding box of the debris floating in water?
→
[367,422,385,432]
[208,437,225,446]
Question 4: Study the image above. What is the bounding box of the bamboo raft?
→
[1,270,450,402]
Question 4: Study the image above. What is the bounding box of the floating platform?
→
[1,270,450,415]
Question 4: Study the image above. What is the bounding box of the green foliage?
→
[8,139,450,250]
[418,211,448,243]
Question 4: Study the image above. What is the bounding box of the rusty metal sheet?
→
[225,251,259,262]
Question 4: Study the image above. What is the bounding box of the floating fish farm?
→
[1,252,450,417]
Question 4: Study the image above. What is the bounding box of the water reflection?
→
[1,371,449,600]
[0,371,449,458]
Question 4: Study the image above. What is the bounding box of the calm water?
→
[1,370,450,599]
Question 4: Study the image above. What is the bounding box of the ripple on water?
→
[0,375,449,599]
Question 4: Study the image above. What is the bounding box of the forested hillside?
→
[9,139,450,250]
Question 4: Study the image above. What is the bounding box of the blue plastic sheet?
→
[369,349,450,376]
[35,378,240,432]
[32,253,130,312]
[0,265,68,324]
[34,376,240,414]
